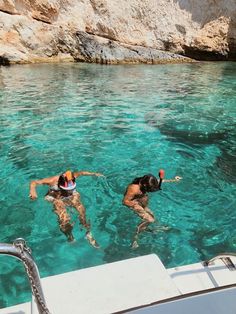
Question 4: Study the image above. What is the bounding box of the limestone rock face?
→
[74,31,191,64]
[0,0,17,14]
[0,0,235,64]
[186,16,234,60]
[0,0,61,22]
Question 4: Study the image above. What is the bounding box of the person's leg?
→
[70,192,99,248]
[53,199,74,242]
[132,208,155,249]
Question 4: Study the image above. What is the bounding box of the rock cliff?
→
[0,0,235,64]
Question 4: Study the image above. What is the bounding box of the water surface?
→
[0,62,235,308]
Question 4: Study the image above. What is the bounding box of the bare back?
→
[123,183,149,208]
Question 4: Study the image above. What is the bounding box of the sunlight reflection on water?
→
[0,62,235,307]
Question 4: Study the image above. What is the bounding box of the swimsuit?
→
[45,184,79,237]
[45,184,77,202]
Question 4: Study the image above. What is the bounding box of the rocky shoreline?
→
[0,0,235,66]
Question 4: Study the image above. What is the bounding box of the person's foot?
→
[155,225,171,232]
[146,227,154,233]
[86,231,100,249]
[146,225,171,233]
[131,240,139,249]
[67,233,75,242]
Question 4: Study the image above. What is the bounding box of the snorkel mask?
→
[58,170,76,191]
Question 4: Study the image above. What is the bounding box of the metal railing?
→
[203,252,236,270]
[0,238,50,314]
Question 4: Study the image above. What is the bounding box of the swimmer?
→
[29,170,103,248]
[123,169,182,248]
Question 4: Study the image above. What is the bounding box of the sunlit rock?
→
[0,0,235,64]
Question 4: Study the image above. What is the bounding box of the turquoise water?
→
[0,62,235,308]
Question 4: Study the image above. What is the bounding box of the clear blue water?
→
[0,62,235,308]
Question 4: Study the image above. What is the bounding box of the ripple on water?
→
[0,62,235,307]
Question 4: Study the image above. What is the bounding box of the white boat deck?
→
[0,254,235,314]
[168,255,236,293]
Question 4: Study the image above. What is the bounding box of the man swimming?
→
[29,170,103,247]
[123,169,182,248]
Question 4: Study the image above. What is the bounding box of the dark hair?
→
[132,174,160,193]
[58,173,75,188]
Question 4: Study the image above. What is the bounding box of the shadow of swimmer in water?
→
[29,169,104,248]
[123,170,182,249]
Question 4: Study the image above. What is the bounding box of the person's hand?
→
[29,192,38,200]
[175,176,182,181]
[95,173,104,177]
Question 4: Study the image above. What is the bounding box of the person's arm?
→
[122,185,144,211]
[157,169,182,184]
[73,171,104,178]
[29,176,58,200]
[162,176,182,183]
